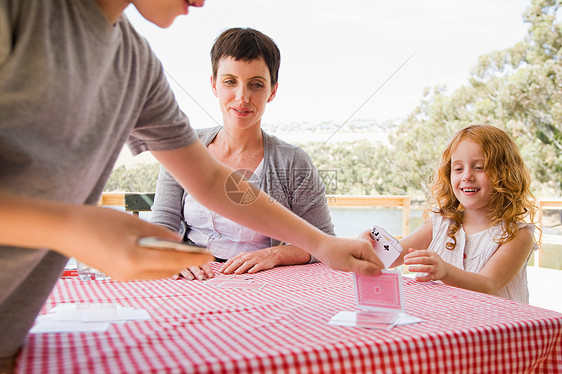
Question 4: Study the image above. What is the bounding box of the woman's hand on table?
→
[173,250,277,279]
[174,262,215,280]
[403,248,447,281]
[221,244,314,274]
[220,248,280,275]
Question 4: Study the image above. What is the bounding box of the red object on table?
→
[16,263,562,373]
[60,270,77,278]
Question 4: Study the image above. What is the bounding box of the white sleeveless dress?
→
[428,214,538,304]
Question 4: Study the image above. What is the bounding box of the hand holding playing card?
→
[369,225,403,268]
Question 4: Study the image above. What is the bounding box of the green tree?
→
[104,164,160,192]
[106,1,561,198]
[363,0,562,197]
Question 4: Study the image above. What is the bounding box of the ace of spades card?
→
[370,225,403,269]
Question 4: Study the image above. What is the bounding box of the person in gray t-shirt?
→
[0,1,383,371]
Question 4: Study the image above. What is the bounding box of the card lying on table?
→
[216,280,266,290]
[203,275,267,290]
[370,225,403,269]
[328,310,422,330]
[30,303,150,334]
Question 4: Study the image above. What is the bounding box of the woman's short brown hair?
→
[211,28,281,86]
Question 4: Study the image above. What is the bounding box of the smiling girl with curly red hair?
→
[360,124,539,303]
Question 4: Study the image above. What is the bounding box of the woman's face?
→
[211,56,277,132]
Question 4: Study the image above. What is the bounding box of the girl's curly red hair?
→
[426,124,537,250]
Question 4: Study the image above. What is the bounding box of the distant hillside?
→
[262,118,399,134]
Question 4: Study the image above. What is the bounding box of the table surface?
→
[16,263,562,373]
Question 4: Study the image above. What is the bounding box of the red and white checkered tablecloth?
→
[15,263,562,373]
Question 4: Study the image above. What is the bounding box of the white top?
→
[184,159,271,260]
[428,214,538,304]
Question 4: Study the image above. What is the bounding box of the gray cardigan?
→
[151,126,335,250]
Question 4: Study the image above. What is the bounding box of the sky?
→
[125,0,531,129]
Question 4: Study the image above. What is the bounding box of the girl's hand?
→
[403,248,448,282]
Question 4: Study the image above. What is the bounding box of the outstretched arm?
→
[152,141,384,275]
[0,191,212,280]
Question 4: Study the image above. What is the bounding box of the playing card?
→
[328,310,398,330]
[328,310,421,329]
[353,270,405,312]
[216,280,266,290]
[355,311,398,329]
[138,237,209,253]
[204,278,228,286]
[370,225,403,268]
[329,270,420,330]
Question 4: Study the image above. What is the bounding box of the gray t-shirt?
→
[151,126,336,257]
[0,0,197,368]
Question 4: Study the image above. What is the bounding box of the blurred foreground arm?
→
[0,192,211,280]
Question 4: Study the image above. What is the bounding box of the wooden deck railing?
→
[100,193,412,237]
[535,199,562,267]
[100,192,152,217]
[326,195,411,237]
[100,192,560,252]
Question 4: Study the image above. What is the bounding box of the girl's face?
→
[211,57,277,132]
[450,140,493,212]
[132,0,205,28]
